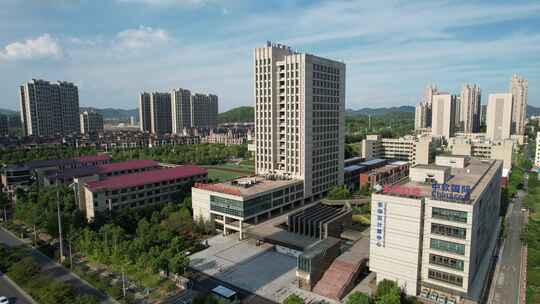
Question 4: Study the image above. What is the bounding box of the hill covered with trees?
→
[218,106,254,123]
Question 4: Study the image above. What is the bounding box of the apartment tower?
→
[414,86,438,131]
[20,79,80,136]
[80,111,104,134]
[510,74,528,135]
[171,88,192,133]
[191,93,218,129]
[486,93,513,141]
[150,92,172,135]
[459,84,481,133]
[431,93,456,139]
[139,92,152,132]
[254,42,345,198]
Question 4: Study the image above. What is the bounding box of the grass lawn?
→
[216,162,254,173]
[206,168,248,182]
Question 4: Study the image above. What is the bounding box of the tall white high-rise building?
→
[139,92,151,132]
[459,84,481,133]
[150,92,172,135]
[510,74,528,135]
[171,88,192,133]
[254,42,345,198]
[20,79,80,136]
[486,93,513,141]
[431,93,456,139]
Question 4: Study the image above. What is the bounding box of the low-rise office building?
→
[362,135,433,165]
[192,176,305,239]
[360,161,410,190]
[448,137,513,170]
[81,165,207,220]
[369,156,502,303]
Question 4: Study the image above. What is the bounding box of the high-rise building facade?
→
[20,79,80,136]
[171,88,192,133]
[415,102,431,130]
[510,74,528,135]
[0,114,8,136]
[254,42,345,198]
[480,104,487,126]
[191,93,218,129]
[414,86,438,131]
[150,92,172,135]
[139,92,151,132]
[431,93,456,139]
[80,111,104,134]
[459,84,481,133]
[486,93,513,141]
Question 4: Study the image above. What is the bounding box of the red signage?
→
[383,184,422,197]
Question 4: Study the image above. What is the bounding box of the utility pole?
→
[56,188,64,262]
[122,269,126,297]
[69,236,73,269]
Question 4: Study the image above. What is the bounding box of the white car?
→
[0,296,9,304]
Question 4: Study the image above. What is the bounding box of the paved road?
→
[0,272,33,304]
[489,189,525,304]
[0,226,114,304]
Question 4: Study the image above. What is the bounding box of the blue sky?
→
[0,0,539,111]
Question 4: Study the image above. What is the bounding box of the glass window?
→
[430,238,465,255]
[428,269,463,287]
[432,207,467,223]
[429,254,464,271]
[431,223,466,239]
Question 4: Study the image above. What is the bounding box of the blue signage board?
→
[431,183,471,202]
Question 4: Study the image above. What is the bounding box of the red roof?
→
[86,165,207,191]
[97,159,158,174]
[73,154,111,163]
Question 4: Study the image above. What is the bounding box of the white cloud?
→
[116,0,215,7]
[0,34,62,61]
[115,25,170,49]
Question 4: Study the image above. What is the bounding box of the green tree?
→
[8,256,40,285]
[327,185,352,200]
[36,280,75,304]
[346,291,371,304]
[283,294,304,304]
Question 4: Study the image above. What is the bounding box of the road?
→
[0,226,114,303]
[489,188,525,304]
[0,272,33,304]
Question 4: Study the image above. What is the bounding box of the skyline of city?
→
[1,0,539,111]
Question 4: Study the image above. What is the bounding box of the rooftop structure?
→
[86,165,206,191]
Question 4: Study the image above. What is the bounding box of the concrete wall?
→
[370,194,424,296]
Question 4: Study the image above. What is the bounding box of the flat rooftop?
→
[381,159,501,204]
[194,176,302,199]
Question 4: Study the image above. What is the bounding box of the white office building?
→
[370,156,502,303]
[192,42,346,238]
[510,74,528,136]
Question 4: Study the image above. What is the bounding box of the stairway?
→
[312,259,361,300]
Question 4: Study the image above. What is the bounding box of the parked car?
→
[0,296,10,304]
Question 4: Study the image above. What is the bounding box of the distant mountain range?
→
[346,106,415,116]
[2,104,539,120]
